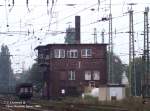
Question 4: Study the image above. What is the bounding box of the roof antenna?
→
[47,0,49,7]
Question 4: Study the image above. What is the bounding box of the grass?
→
[31,96,150,111]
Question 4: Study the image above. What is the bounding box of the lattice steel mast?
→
[108,0,113,84]
[128,4,136,96]
[142,7,149,97]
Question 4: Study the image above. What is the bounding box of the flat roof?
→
[99,84,126,87]
[35,43,108,50]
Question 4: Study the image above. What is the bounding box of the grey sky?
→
[0,0,149,73]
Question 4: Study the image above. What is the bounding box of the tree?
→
[126,57,144,96]
[107,52,127,84]
[134,57,143,96]
[27,62,43,92]
[0,45,14,93]
[17,62,43,93]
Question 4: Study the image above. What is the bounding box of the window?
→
[93,71,100,80]
[67,49,78,58]
[85,71,91,80]
[25,88,28,93]
[45,55,50,60]
[54,49,65,58]
[20,88,24,93]
[68,71,75,80]
[30,88,33,93]
[39,53,44,59]
[81,49,92,58]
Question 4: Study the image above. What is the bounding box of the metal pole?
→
[108,0,113,84]
[101,30,104,43]
[143,7,149,97]
[129,8,136,96]
[94,28,97,44]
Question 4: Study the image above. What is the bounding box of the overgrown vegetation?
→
[17,62,43,93]
[0,45,15,93]
[32,96,150,111]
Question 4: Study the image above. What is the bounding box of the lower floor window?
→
[68,71,75,80]
[85,71,91,80]
[93,71,100,80]
[85,70,100,80]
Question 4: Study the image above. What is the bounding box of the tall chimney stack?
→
[75,16,80,44]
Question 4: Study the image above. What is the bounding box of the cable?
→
[0,1,146,46]
[5,0,9,30]
[46,2,102,27]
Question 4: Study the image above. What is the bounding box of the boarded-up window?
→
[93,71,100,80]
[60,71,67,80]
[85,71,91,80]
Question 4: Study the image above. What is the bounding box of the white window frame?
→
[25,88,28,93]
[67,49,78,58]
[68,71,75,80]
[54,49,65,58]
[85,71,91,80]
[81,49,92,58]
[93,71,100,80]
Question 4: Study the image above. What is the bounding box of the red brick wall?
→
[38,44,107,97]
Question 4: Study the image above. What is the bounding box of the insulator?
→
[33,29,34,35]
[52,0,54,5]
[47,0,49,6]
[12,0,14,6]
[28,29,30,36]
[26,0,29,6]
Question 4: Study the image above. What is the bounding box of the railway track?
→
[0,95,18,111]
[0,95,53,111]
[0,95,130,111]
[37,100,129,111]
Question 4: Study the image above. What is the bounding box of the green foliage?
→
[18,62,43,93]
[33,97,150,111]
[107,52,127,84]
[83,95,98,103]
[28,63,43,92]
[18,62,43,94]
[16,70,30,83]
[134,57,143,96]
[126,57,143,96]
[64,28,76,44]
[0,45,14,93]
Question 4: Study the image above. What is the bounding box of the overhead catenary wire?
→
[0,0,148,67]
[0,0,143,37]
[0,16,146,39]
[5,0,9,30]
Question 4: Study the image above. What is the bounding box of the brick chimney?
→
[75,16,80,44]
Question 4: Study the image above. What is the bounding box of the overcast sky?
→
[0,0,149,73]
